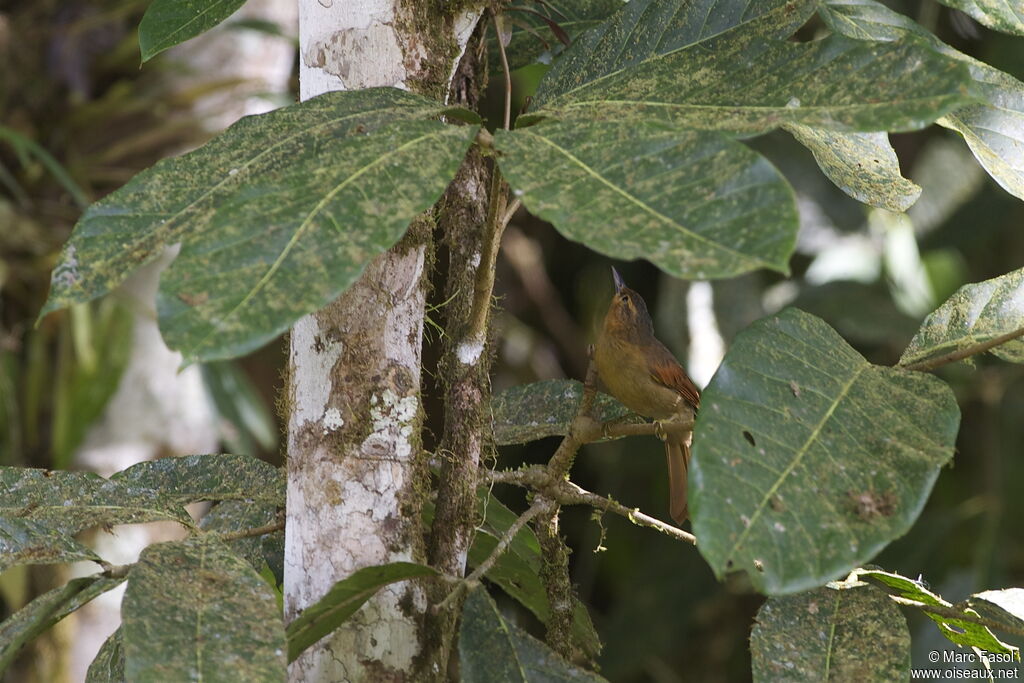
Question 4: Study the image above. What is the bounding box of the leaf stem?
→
[493,10,513,131]
[902,327,1024,372]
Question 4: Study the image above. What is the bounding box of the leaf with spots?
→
[532,0,976,134]
[932,0,1024,36]
[0,517,101,572]
[900,267,1024,367]
[139,0,247,62]
[820,0,1024,202]
[111,454,285,507]
[122,535,286,682]
[285,562,436,663]
[689,308,960,595]
[459,588,607,683]
[496,120,798,279]
[491,379,638,445]
[0,575,126,674]
[491,0,623,73]
[843,568,1017,654]
[784,126,921,212]
[0,467,191,534]
[86,628,125,683]
[750,583,910,682]
[41,88,479,363]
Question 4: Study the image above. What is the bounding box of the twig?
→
[901,327,1024,372]
[493,10,513,130]
[467,167,508,342]
[214,519,285,543]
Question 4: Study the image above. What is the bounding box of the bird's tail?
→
[665,435,691,525]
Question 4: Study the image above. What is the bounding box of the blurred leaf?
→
[908,136,986,235]
[533,0,975,133]
[821,0,1024,201]
[285,562,436,663]
[690,308,960,595]
[111,453,284,506]
[139,0,247,62]
[0,517,101,572]
[201,361,278,455]
[791,281,919,346]
[41,88,478,363]
[750,583,910,681]
[880,210,935,317]
[200,499,282,576]
[86,628,125,683]
[471,492,602,660]
[0,467,191,534]
[932,0,1024,36]
[496,120,798,279]
[0,575,125,673]
[784,126,921,212]
[900,267,1024,367]
[847,568,1018,654]
[123,535,286,681]
[969,588,1024,633]
[0,125,90,208]
[491,379,637,445]
[459,588,607,682]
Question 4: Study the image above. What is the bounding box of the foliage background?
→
[2,0,1023,680]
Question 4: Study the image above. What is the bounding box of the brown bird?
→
[594,268,700,524]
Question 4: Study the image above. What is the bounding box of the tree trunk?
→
[285,2,481,680]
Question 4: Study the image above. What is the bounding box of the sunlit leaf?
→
[821,0,1024,201]
[0,517,101,572]
[285,562,436,663]
[491,379,636,445]
[690,309,960,595]
[111,454,284,506]
[41,88,478,363]
[459,588,607,682]
[751,584,910,681]
[496,120,797,279]
[900,267,1024,367]
[533,0,975,134]
[969,588,1024,634]
[122,535,286,681]
[784,126,921,212]
[139,0,247,62]
[932,0,1024,36]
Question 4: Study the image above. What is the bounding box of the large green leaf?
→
[285,562,436,663]
[493,0,623,72]
[139,0,248,62]
[750,583,910,681]
[122,535,286,682]
[0,575,125,673]
[0,467,191,534]
[86,628,125,683]
[690,308,960,595]
[933,0,1024,36]
[0,517,101,572]
[491,379,637,445]
[784,126,921,212]
[532,0,976,134]
[41,88,478,363]
[459,588,607,683]
[496,120,797,279]
[900,267,1024,366]
[821,0,1024,201]
[111,454,284,506]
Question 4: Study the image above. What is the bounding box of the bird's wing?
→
[649,348,701,409]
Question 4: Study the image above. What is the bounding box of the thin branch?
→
[493,10,513,130]
[887,595,1024,640]
[214,519,285,543]
[500,197,521,227]
[902,327,1024,372]
[467,165,508,341]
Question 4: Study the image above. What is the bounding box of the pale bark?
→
[286,2,481,681]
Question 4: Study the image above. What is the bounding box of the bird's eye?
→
[619,294,629,303]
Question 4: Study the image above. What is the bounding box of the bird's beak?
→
[611,267,625,293]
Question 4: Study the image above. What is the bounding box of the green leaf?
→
[122,535,286,682]
[844,568,1018,654]
[932,0,1024,36]
[139,0,247,62]
[111,454,284,506]
[201,361,279,455]
[0,517,101,572]
[470,492,602,660]
[969,589,1024,634]
[784,126,921,212]
[750,583,910,681]
[459,588,607,682]
[820,0,1024,201]
[200,499,282,574]
[900,267,1024,367]
[533,0,976,134]
[0,467,191,534]
[285,562,436,663]
[496,121,797,279]
[0,575,126,673]
[491,379,637,445]
[492,0,623,72]
[690,308,960,595]
[86,628,125,683]
[42,88,478,363]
